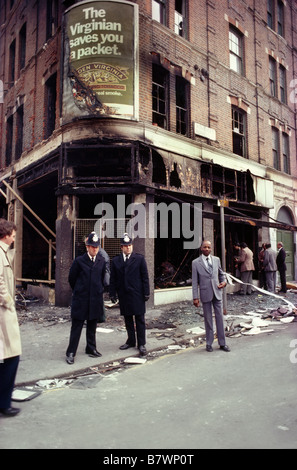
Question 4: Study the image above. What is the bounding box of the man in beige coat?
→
[0,219,21,417]
[236,242,255,295]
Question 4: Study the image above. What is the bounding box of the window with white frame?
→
[232,106,247,158]
[174,0,186,37]
[152,0,166,24]
[229,26,244,75]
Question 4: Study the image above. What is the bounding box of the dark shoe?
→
[119,343,135,350]
[206,345,213,352]
[66,353,74,364]
[86,349,102,358]
[139,345,147,356]
[220,345,230,352]
[0,407,20,417]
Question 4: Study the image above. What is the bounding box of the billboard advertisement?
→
[62,0,139,122]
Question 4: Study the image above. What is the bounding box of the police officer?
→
[66,232,106,364]
[109,234,150,356]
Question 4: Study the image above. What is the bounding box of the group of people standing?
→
[259,242,287,294]
[0,216,288,417]
[65,232,150,365]
[234,240,287,295]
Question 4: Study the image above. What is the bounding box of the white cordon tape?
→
[225,272,296,311]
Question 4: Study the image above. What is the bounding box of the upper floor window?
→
[282,133,290,174]
[9,39,16,88]
[152,0,166,25]
[174,0,186,37]
[279,65,287,104]
[15,105,24,161]
[267,0,274,28]
[272,127,280,170]
[229,26,244,75]
[232,106,247,158]
[267,0,284,37]
[269,57,277,97]
[176,75,188,136]
[6,115,13,166]
[46,0,58,40]
[18,23,27,74]
[152,64,168,129]
[277,0,284,36]
[45,73,57,138]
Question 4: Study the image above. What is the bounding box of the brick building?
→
[0,0,296,307]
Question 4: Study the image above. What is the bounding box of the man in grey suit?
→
[263,243,277,293]
[192,240,230,352]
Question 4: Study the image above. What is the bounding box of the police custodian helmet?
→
[120,233,133,246]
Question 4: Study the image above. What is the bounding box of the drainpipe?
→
[253,0,261,165]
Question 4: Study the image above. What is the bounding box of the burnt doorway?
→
[214,219,258,277]
[21,173,57,281]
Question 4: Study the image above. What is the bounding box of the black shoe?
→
[86,349,102,358]
[66,353,74,364]
[139,345,147,356]
[206,345,213,352]
[220,345,230,352]
[119,343,135,350]
[0,407,20,417]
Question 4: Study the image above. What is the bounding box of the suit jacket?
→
[109,252,150,316]
[237,247,255,272]
[276,247,287,272]
[192,255,226,303]
[69,253,106,321]
[263,247,277,272]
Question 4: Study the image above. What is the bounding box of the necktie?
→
[206,257,212,273]
[91,257,95,262]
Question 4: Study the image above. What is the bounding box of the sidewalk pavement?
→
[16,304,203,387]
[15,287,297,387]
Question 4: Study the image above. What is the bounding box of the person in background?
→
[263,243,277,293]
[236,242,255,295]
[258,243,267,290]
[0,219,21,417]
[276,241,287,294]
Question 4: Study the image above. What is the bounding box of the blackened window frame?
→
[46,0,58,40]
[152,64,169,130]
[18,23,27,75]
[15,104,24,161]
[45,73,57,139]
[9,38,16,88]
[6,115,13,166]
[175,75,189,136]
